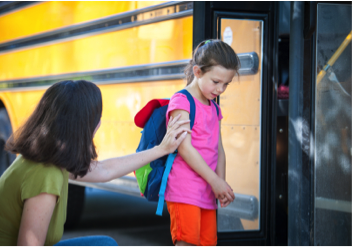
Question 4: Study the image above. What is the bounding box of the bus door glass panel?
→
[314,4,352,246]
[217,18,263,232]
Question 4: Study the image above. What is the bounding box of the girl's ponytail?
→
[184,59,195,85]
[184,39,240,85]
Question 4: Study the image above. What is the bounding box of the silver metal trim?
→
[0,59,188,84]
[0,1,39,17]
[315,197,352,213]
[217,193,259,221]
[93,74,184,85]
[1,1,187,43]
[0,51,260,91]
[0,2,193,54]
[69,176,142,198]
[238,52,259,75]
[0,73,185,92]
[0,59,189,91]
[0,75,185,92]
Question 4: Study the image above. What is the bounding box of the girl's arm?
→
[170,109,235,204]
[17,193,57,245]
[215,122,226,180]
[70,115,191,182]
[215,123,233,207]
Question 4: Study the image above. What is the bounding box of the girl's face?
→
[195,65,236,101]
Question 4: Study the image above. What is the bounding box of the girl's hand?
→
[219,197,232,208]
[211,177,235,206]
[159,114,192,155]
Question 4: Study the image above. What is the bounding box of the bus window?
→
[314,3,352,245]
[217,18,263,232]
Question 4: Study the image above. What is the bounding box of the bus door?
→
[312,2,352,245]
[286,2,352,246]
[193,2,278,245]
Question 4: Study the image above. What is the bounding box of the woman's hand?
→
[72,114,192,183]
[158,114,192,155]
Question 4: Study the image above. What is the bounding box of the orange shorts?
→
[166,201,217,246]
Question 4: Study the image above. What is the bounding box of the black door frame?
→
[193,2,279,245]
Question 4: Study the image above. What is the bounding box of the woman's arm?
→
[70,114,191,182]
[18,193,57,246]
[170,110,235,204]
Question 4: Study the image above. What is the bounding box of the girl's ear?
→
[193,65,202,78]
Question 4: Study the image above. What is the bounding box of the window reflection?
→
[314,4,352,246]
[217,18,263,232]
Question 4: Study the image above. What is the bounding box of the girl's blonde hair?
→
[184,39,241,85]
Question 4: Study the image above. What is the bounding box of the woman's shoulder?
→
[1,155,66,201]
[16,155,67,202]
[17,155,65,182]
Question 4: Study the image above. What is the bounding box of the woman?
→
[0,80,190,246]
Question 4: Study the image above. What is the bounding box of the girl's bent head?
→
[6,80,102,178]
[185,39,240,85]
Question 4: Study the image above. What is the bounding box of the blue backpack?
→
[133,89,219,216]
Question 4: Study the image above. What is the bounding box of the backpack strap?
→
[177,89,219,122]
[211,100,220,117]
[176,89,196,129]
[156,152,177,216]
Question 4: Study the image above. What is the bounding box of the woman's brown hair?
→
[5,80,102,178]
[184,39,241,85]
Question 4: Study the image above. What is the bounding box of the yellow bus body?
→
[0,1,165,43]
[0,16,192,80]
[0,1,262,230]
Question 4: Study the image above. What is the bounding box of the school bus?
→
[0,1,351,245]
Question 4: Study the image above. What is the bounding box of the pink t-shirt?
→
[165,93,223,209]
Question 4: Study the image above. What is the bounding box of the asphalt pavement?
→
[62,187,173,246]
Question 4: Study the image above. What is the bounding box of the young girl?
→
[0,80,190,246]
[165,40,240,246]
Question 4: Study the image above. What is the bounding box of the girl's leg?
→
[166,201,201,246]
[175,240,195,246]
[55,235,118,246]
